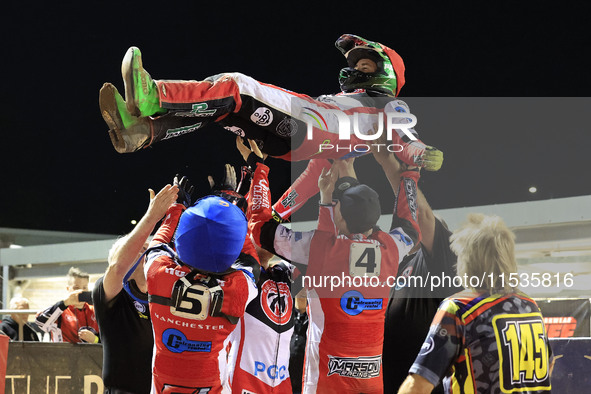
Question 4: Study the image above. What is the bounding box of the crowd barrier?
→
[2,338,590,393]
[4,342,103,394]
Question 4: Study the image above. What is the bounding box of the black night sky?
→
[1,1,590,236]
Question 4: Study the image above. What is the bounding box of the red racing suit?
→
[248,162,422,394]
[151,74,429,167]
[35,301,98,343]
[145,203,258,393]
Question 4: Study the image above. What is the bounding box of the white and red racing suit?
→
[228,260,295,393]
[150,74,430,167]
[35,301,98,343]
[248,162,422,394]
[224,165,296,393]
[145,203,258,394]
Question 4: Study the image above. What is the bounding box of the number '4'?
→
[355,247,376,273]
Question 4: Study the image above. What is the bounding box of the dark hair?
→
[67,267,89,280]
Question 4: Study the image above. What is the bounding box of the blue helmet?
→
[175,195,247,273]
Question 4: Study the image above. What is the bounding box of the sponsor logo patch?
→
[254,361,288,381]
[163,123,202,140]
[276,117,298,137]
[260,280,293,325]
[403,178,418,221]
[280,189,298,208]
[250,107,273,126]
[223,125,246,137]
[164,267,187,277]
[190,103,216,116]
[327,355,381,379]
[134,300,147,314]
[419,337,434,355]
[162,328,211,353]
[391,229,413,246]
[340,290,383,316]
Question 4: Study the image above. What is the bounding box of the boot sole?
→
[99,83,135,153]
[99,83,123,130]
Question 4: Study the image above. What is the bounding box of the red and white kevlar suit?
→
[248,162,422,394]
[151,74,428,166]
[228,260,295,393]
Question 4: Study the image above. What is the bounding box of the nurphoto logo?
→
[301,99,418,154]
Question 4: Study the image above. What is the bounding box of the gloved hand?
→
[394,141,444,172]
[174,174,194,208]
[208,164,247,213]
[208,164,237,193]
[421,146,444,172]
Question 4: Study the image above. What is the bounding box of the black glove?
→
[247,152,264,168]
[175,174,194,208]
[208,164,237,193]
[208,164,247,213]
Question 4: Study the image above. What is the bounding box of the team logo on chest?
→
[260,280,292,325]
[134,300,149,319]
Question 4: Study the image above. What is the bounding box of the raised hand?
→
[174,174,194,208]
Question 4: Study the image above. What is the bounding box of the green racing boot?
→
[100,82,209,153]
[99,82,152,153]
[121,46,166,117]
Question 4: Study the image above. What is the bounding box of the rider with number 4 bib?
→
[141,175,258,393]
[245,138,422,394]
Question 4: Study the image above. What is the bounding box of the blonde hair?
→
[9,296,30,310]
[450,214,517,294]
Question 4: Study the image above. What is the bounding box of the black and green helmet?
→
[335,34,406,97]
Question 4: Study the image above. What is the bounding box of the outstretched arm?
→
[318,163,338,205]
[414,189,436,254]
[272,158,331,221]
[237,137,274,253]
[373,142,435,253]
[238,137,314,265]
[104,184,178,301]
